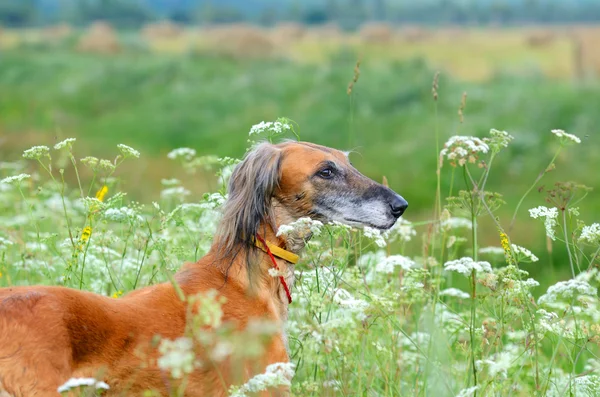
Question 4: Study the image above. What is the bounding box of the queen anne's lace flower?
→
[440,136,489,167]
[529,206,559,240]
[441,217,473,230]
[277,217,323,239]
[53,138,76,150]
[479,246,505,255]
[23,145,50,160]
[363,226,386,247]
[455,386,479,397]
[551,129,581,144]
[157,337,195,379]
[249,121,291,136]
[167,147,196,161]
[57,378,109,393]
[538,279,597,305]
[0,173,31,185]
[439,288,470,299]
[117,144,140,159]
[580,223,600,244]
[444,257,492,276]
[229,362,295,397]
[374,255,415,273]
[511,244,539,262]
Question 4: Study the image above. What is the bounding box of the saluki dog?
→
[0,141,407,396]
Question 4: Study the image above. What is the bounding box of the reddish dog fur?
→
[0,142,407,396]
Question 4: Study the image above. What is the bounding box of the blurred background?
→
[1,0,599,280]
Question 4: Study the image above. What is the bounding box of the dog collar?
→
[255,234,295,304]
[253,237,299,264]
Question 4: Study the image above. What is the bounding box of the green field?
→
[1,30,600,396]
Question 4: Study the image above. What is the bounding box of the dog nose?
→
[390,195,408,218]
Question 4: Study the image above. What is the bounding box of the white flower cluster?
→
[157,337,195,379]
[511,244,539,262]
[167,147,197,161]
[332,288,370,319]
[551,129,581,144]
[487,129,514,151]
[117,144,141,159]
[0,173,31,185]
[0,236,14,249]
[439,288,470,299]
[104,207,144,224]
[23,145,50,160]
[444,257,492,276]
[374,255,415,274]
[384,217,416,242]
[248,121,291,136]
[277,217,323,240]
[479,246,505,255]
[57,377,109,393]
[441,217,473,230]
[440,135,489,166]
[529,206,559,240]
[580,223,600,244]
[455,386,479,397]
[538,279,597,305]
[363,226,386,247]
[476,344,520,378]
[229,362,295,397]
[54,138,76,150]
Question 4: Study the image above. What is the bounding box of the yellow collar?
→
[254,238,299,264]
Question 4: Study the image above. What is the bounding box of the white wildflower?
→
[511,244,539,262]
[57,378,109,393]
[332,288,369,319]
[538,279,597,305]
[0,237,13,249]
[580,223,600,244]
[117,144,140,158]
[161,186,191,200]
[53,138,76,150]
[444,257,492,276]
[229,362,294,397]
[23,145,50,160]
[551,129,581,144]
[167,147,196,161]
[104,207,144,224]
[248,121,291,136]
[487,129,514,152]
[479,246,505,255]
[363,226,386,247]
[384,217,416,242]
[374,255,415,273]
[439,288,470,299]
[1,173,31,185]
[476,345,519,378]
[276,217,323,239]
[529,206,559,240]
[157,337,195,379]
[440,135,489,166]
[441,217,473,230]
[456,386,479,397]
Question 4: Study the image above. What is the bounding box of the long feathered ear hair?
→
[214,142,283,271]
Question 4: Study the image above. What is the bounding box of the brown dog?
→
[0,141,407,396]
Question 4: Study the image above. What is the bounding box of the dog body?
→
[0,142,407,396]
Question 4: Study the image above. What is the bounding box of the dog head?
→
[218,141,407,253]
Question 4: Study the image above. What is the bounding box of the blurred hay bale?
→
[572,26,600,78]
[43,23,73,42]
[305,23,343,40]
[141,20,183,40]
[525,29,556,48]
[272,22,305,42]
[400,26,429,43]
[77,21,120,54]
[208,24,274,58]
[359,23,393,43]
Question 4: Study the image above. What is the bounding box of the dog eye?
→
[317,168,334,179]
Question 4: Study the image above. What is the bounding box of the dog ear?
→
[218,143,283,252]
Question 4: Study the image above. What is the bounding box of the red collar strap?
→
[255,234,293,304]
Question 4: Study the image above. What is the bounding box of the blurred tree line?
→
[2,0,600,28]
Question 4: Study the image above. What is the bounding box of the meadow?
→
[1,23,600,396]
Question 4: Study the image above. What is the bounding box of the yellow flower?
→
[112,290,123,299]
[95,185,108,202]
[500,232,514,264]
[81,226,92,243]
[0,271,3,278]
